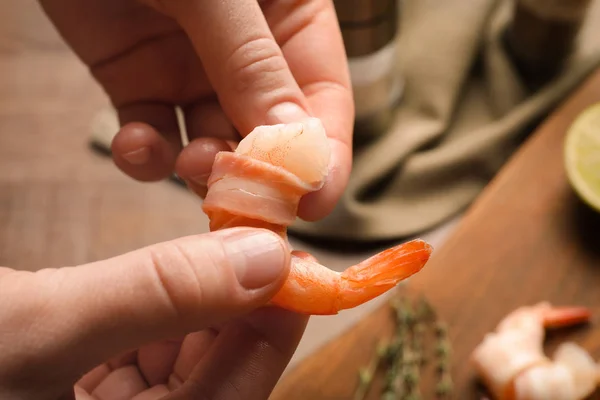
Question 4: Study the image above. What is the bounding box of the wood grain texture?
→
[270,68,600,400]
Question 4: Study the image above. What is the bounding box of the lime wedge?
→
[564,102,600,212]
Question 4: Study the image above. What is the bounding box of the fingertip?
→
[111,122,179,182]
[297,139,352,221]
[175,137,232,186]
[296,189,338,222]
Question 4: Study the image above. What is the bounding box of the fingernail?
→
[223,229,287,290]
[121,147,150,165]
[267,102,308,124]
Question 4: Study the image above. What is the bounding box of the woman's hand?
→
[40,0,354,221]
[0,227,306,400]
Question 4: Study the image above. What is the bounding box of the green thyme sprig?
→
[354,295,452,400]
[354,340,390,400]
[380,299,412,399]
[434,321,453,398]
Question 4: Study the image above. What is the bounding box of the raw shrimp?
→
[470,302,596,400]
[202,118,432,315]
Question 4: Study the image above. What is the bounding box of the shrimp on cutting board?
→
[470,302,598,400]
[201,118,433,315]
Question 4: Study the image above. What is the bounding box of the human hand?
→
[40,0,354,221]
[0,227,307,400]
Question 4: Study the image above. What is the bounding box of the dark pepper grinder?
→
[333,0,403,145]
[503,0,592,90]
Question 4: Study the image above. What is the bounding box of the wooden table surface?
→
[271,68,600,399]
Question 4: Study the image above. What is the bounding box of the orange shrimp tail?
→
[543,306,591,329]
[268,239,433,315]
[337,239,433,310]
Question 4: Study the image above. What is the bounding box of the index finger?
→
[147,0,354,222]
[146,0,312,132]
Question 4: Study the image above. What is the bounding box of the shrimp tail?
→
[543,306,591,329]
[337,239,433,310]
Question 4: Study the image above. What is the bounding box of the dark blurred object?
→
[334,0,398,57]
[504,0,592,89]
[333,0,403,145]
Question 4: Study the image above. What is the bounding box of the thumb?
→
[1,227,289,383]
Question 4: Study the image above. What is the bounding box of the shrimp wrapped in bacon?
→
[202,118,432,315]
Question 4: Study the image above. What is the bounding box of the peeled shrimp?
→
[202,118,432,315]
[470,302,596,400]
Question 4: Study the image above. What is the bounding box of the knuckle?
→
[145,241,207,317]
[225,37,290,94]
[144,236,238,318]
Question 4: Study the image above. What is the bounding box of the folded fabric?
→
[289,0,600,242]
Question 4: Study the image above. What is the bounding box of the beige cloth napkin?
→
[289,0,600,242]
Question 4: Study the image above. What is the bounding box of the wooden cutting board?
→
[270,68,600,400]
